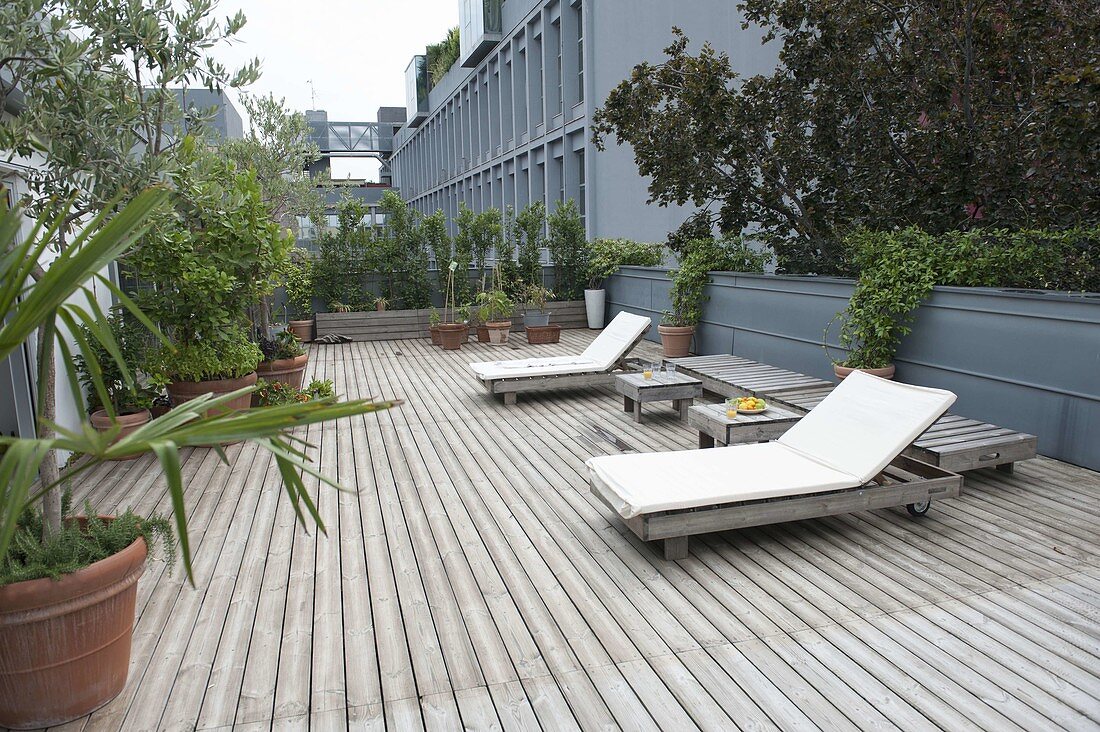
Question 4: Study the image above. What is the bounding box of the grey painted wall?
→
[607,267,1100,471]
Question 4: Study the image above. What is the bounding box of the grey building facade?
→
[389,0,778,243]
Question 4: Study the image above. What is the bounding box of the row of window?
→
[392,0,584,202]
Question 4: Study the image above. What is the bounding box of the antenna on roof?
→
[307,79,317,109]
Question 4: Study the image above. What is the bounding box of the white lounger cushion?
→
[777,371,956,484]
[469,311,652,380]
[587,371,957,519]
[589,442,857,519]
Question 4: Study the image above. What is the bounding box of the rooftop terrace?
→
[61,331,1100,731]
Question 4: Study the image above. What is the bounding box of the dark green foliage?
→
[73,309,153,414]
[594,5,1100,276]
[516,201,547,286]
[253,378,335,407]
[379,190,432,309]
[547,199,588,299]
[257,330,305,362]
[832,226,1100,368]
[422,210,452,297]
[666,213,714,258]
[666,236,770,327]
[0,494,174,586]
[312,197,374,311]
[128,139,289,381]
[587,238,664,289]
[144,329,261,382]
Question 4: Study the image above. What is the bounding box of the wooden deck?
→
[52,330,1100,731]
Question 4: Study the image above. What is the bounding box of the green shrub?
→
[73,309,154,414]
[146,328,262,382]
[280,254,314,319]
[587,238,664,289]
[1,493,174,585]
[516,201,546,286]
[547,199,588,300]
[831,226,1100,369]
[665,236,770,327]
[253,377,335,407]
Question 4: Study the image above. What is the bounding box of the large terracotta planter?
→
[256,352,309,390]
[167,371,257,416]
[658,324,695,358]
[288,319,313,343]
[475,324,490,343]
[486,321,512,345]
[438,324,466,350]
[834,363,896,380]
[90,408,151,461]
[0,523,146,729]
[429,324,442,346]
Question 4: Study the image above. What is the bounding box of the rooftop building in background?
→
[389,0,778,242]
[170,88,244,141]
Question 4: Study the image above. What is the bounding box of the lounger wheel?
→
[906,500,931,517]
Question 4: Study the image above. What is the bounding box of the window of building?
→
[531,32,544,127]
[577,148,586,225]
[574,1,584,103]
[553,17,563,115]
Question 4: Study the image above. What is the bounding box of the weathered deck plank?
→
[37,331,1100,732]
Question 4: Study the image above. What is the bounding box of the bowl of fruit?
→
[728,396,768,414]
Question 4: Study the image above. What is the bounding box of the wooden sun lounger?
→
[670,355,1038,473]
[602,454,962,560]
[479,329,649,405]
[588,371,964,560]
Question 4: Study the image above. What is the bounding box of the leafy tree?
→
[313,195,373,310]
[1,0,258,537]
[516,200,546,286]
[422,210,452,299]
[379,190,431,308]
[221,93,325,237]
[593,5,1100,275]
[454,203,501,300]
[547,199,588,299]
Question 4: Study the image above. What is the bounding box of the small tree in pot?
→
[585,238,664,328]
[662,236,769,357]
[282,254,315,342]
[522,284,555,327]
[436,262,467,350]
[476,287,515,346]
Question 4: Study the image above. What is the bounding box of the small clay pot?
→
[485,321,512,345]
[438,323,466,350]
[833,363,896,380]
[256,353,309,390]
[89,408,151,461]
[429,324,442,345]
[658,324,695,358]
[288,319,313,342]
[476,324,490,342]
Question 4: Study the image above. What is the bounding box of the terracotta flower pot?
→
[429,324,442,346]
[288,319,313,342]
[658,324,695,358]
[90,408,151,461]
[256,352,309,390]
[833,363,896,380]
[486,321,512,345]
[525,324,562,344]
[476,324,490,343]
[438,323,466,350]
[376,302,386,312]
[167,371,258,416]
[460,324,471,341]
[0,522,146,729]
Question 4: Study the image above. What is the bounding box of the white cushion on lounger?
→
[588,442,857,519]
[587,370,957,520]
[777,371,956,484]
[469,311,652,380]
[579,311,652,370]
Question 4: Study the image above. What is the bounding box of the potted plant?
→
[476,289,514,345]
[0,193,395,729]
[428,307,443,345]
[254,329,309,395]
[660,236,769,358]
[73,311,154,460]
[253,377,334,406]
[282,255,314,342]
[824,229,937,380]
[145,329,262,415]
[437,262,468,350]
[522,284,555,327]
[374,295,389,312]
[585,238,664,329]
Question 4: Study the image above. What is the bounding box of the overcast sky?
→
[214,0,459,178]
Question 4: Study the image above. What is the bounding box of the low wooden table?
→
[613,371,702,423]
[687,402,803,448]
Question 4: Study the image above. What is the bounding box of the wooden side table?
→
[686,402,802,448]
[612,372,703,423]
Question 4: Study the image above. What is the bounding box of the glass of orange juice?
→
[643,363,654,379]
[726,399,738,419]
